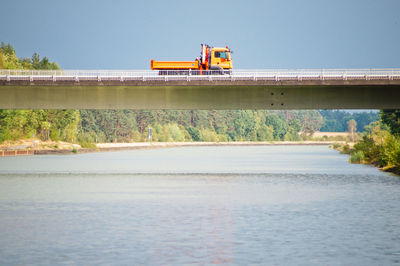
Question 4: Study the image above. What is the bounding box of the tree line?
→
[320,110,379,132]
[0,109,325,145]
[78,110,325,144]
[0,42,59,70]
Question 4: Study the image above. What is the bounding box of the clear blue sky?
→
[1,0,399,69]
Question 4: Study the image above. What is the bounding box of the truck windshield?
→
[214,51,228,59]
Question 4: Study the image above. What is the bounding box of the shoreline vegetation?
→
[334,142,400,176]
[332,110,400,176]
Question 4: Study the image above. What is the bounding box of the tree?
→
[256,124,274,141]
[233,110,257,140]
[186,127,200,141]
[347,119,357,142]
[298,111,324,135]
[1,42,16,56]
[40,121,51,140]
[0,42,22,69]
[167,123,185,141]
[136,111,155,134]
[265,113,287,140]
[31,53,40,69]
[380,110,400,136]
[30,53,60,70]
[19,57,32,69]
[353,112,379,132]
[319,110,379,132]
[284,126,301,141]
[320,119,343,132]
[288,118,301,132]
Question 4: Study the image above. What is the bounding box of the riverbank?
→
[0,140,342,156]
[332,143,400,177]
[381,166,400,176]
[0,139,81,156]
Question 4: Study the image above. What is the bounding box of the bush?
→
[350,150,364,163]
[217,134,228,142]
[341,144,352,154]
[331,143,341,149]
[131,130,144,142]
[381,134,400,167]
[200,129,218,142]
[77,131,96,148]
[50,125,60,141]
[168,124,185,141]
[353,136,384,166]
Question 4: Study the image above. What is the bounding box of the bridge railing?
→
[1,69,400,81]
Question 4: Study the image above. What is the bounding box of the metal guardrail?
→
[1,69,399,82]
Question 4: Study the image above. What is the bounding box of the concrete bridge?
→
[1,69,399,109]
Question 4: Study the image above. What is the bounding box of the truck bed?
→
[151,59,199,70]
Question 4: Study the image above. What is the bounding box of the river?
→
[0,145,399,265]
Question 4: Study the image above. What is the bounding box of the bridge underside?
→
[1,81,399,109]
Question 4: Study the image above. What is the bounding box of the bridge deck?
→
[1,69,399,109]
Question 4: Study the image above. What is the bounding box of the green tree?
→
[233,110,257,140]
[0,42,22,69]
[200,128,218,142]
[380,110,400,136]
[40,121,51,141]
[167,123,185,141]
[256,124,274,141]
[284,126,301,141]
[320,110,378,132]
[265,113,287,140]
[186,127,200,141]
[288,118,301,132]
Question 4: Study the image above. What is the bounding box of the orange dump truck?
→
[151,44,233,75]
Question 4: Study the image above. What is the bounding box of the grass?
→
[79,142,96,149]
[350,150,364,163]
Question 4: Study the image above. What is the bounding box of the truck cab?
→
[210,47,233,70]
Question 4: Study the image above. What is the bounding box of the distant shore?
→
[1,140,342,156]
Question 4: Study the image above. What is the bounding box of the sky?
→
[1,0,399,69]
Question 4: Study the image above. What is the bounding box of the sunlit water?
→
[0,145,399,265]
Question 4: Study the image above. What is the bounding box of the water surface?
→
[0,145,399,265]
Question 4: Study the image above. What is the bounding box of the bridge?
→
[1,69,399,109]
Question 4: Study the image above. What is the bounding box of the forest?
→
[0,43,380,145]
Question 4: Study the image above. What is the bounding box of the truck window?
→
[214,51,228,59]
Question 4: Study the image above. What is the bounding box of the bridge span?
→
[1,69,399,109]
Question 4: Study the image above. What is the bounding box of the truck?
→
[150,44,233,75]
